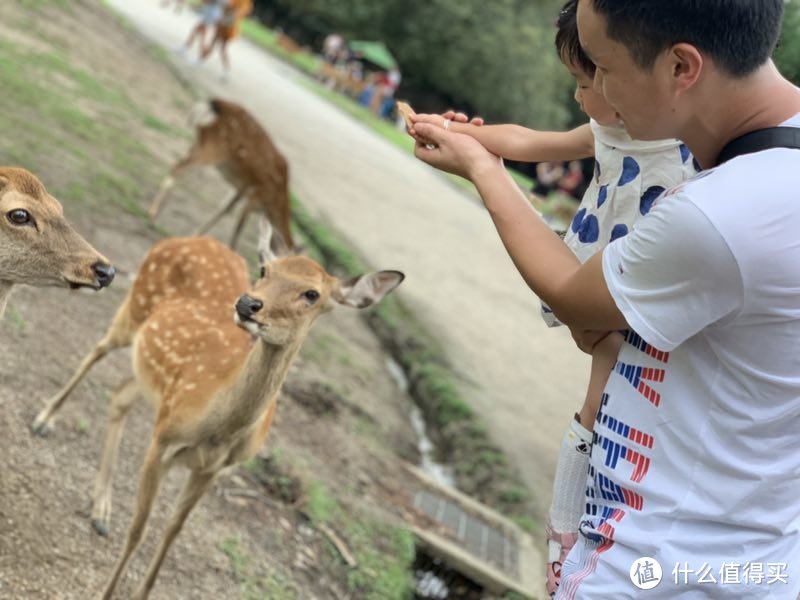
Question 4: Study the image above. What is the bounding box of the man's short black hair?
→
[589,0,784,77]
[556,0,596,75]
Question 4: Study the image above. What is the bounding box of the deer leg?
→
[130,469,216,600]
[193,188,245,236]
[100,441,166,600]
[90,378,140,537]
[147,158,197,222]
[32,296,133,436]
[229,204,254,250]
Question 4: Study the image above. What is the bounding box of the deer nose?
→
[92,262,115,288]
[236,294,263,319]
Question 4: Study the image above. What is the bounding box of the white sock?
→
[549,417,592,537]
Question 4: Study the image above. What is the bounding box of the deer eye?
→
[303,290,320,303]
[7,209,33,226]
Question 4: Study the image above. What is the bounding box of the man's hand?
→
[411,119,501,180]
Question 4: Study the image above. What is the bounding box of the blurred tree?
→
[775,0,800,85]
[253,0,575,129]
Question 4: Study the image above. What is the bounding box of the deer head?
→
[0,167,115,290]
[234,220,404,345]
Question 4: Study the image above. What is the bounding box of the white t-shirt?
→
[542,121,696,326]
[559,113,800,599]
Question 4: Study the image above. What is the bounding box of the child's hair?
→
[555,0,596,75]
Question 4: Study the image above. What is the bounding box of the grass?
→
[220,537,299,600]
[0,34,165,222]
[303,482,416,600]
[4,308,27,332]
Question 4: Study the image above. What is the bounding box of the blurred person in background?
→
[201,0,253,81]
[178,0,226,60]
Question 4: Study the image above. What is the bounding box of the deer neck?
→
[219,336,301,432]
[0,281,13,320]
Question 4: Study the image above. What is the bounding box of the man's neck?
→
[680,63,800,169]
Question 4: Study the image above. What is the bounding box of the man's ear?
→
[670,43,703,93]
[332,270,405,309]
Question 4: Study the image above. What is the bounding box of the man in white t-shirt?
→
[410,0,800,597]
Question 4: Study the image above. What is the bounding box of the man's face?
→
[577,0,678,141]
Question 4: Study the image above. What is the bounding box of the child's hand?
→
[396,101,484,150]
[442,110,484,127]
[408,112,483,137]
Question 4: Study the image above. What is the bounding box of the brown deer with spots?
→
[147,98,295,251]
[32,223,403,599]
[0,166,114,319]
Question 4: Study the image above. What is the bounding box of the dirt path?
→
[107,0,590,512]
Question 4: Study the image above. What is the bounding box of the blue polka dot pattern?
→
[693,157,702,172]
[594,160,601,183]
[571,208,586,233]
[610,224,629,242]
[618,156,641,186]
[679,144,691,164]
[597,185,608,208]
[640,186,665,215]
[578,214,600,243]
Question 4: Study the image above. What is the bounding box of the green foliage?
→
[775,0,800,85]
[256,0,572,128]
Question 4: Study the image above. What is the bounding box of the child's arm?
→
[411,113,595,162]
[447,121,595,163]
[546,330,623,597]
[579,331,624,428]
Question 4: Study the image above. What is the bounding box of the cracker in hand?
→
[396,101,416,130]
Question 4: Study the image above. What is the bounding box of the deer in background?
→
[31,222,403,599]
[147,98,295,251]
[0,166,114,319]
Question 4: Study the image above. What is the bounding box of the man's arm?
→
[412,116,595,163]
[470,160,626,331]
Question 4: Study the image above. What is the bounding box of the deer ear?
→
[332,270,404,309]
[257,217,278,265]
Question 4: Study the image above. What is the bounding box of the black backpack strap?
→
[716,127,800,166]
